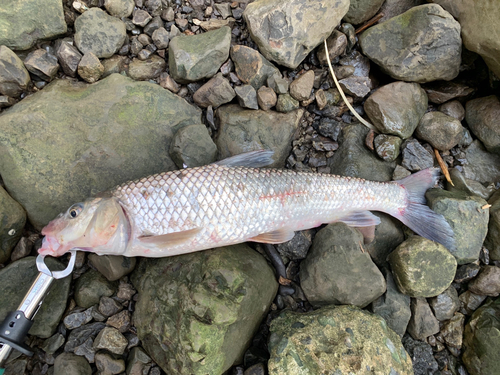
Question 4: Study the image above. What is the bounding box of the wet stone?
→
[485,190,500,261]
[468,265,500,297]
[317,118,342,141]
[107,310,131,333]
[24,49,59,81]
[132,9,152,27]
[401,139,434,172]
[63,308,93,330]
[459,291,487,315]
[78,52,104,83]
[441,312,465,349]
[74,337,96,363]
[126,347,153,375]
[447,168,496,201]
[159,72,180,93]
[316,29,348,66]
[105,0,135,18]
[415,111,464,151]
[95,352,126,375]
[402,334,439,375]
[0,46,31,97]
[407,297,440,340]
[152,27,169,49]
[339,51,371,77]
[374,134,402,162]
[53,353,91,375]
[275,230,312,261]
[144,16,164,36]
[93,327,128,355]
[193,73,235,108]
[57,41,83,78]
[65,322,106,353]
[74,269,117,308]
[10,236,33,262]
[88,254,136,282]
[234,84,258,110]
[231,45,280,90]
[439,100,465,121]
[0,95,16,108]
[117,279,136,300]
[257,86,277,111]
[289,70,315,101]
[462,140,500,186]
[99,296,123,317]
[454,263,481,283]
[42,333,66,355]
[423,81,475,105]
[276,93,300,113]
[338,76,371,99]
[128,55,166,80]
[429,286,460,321]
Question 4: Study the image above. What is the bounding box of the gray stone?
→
[441,312,465,348]
[216,105,303,168]
[193,73,235,108]
[392,165,411,180]
[74,269,117,308]
[402,334,439,375]
[401,139,434,172]
[57,41,83,78]
[132,9,152,27]
[159,72,180,93]
[407,297,440,340]
[244,0,350,69]
[415,111,464,151]
[365,213,405,267]
[364,81,428,139]
[447,168,496,201]
[105,0,135,18]
[338,76,371,99]
[317,117,342,141]
[93,327,128,355]
[75,8,127,59]
[234,85,258,110]
[289,70,314,101]
[462,140,500,186]
[459,291,487,316]
[0,95,16,108]
[316,29,347,66]
[267,74,289,94]
[466,95,500,155]
[95,352,126,375]
[429,286,460,321]
[0,186,26,263]
[276,93,300,113]
[126,347,153,375]
[128,55,166,80]
[329,123,396,181]
[24,49,59,81]
[64,322,106,353]
[0,257,71,338]
[131,245,278,375]
[372,269,411,337]
[374,134,402,162]
[64,308,93,330]
[98,296,123,317]
[423,81,474,104]
[268,306,413,375]
[78,52,104,83]
[107,310,131,333]
[256,86,277,111]
[486,190,500,261]
[426,189,489,264]
[0,0,66,50]
[146,0,162,17]
[388,236,457,297]
[359,4,461,83]
[315,89,342,111]
[0,74,202,229]
[144,16,163,36]
[74,337,96,363]
[454,263,481,284]
[344,0,385,24]
[41,333,65,355]
[53,353,91,375]
[275,230,312,261]
[88,254,136,282]
[339,50,371,77]
[152,27,169,49]
[231,45,280,90]
[300,223,386,307]
[169,124,217,169]
[0,46,30,97]
[169,26,231,83]
[214,3,231,19]
[379,0,426,23]
[439,100,465,121]
[468,266,500,297]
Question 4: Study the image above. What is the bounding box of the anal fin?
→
[338,211,381,227]
[138,228,202,246]
[249,228,295,244]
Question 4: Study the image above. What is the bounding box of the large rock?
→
[0,186,26,263]
[74,8,127,59]
[465,95,500,155]
[485,190,500,261]
[216,104,303,168]
[243,0,350,69]
[300,223,386,308]
[169,26,231,83]
[415,111,464,151]
[359,4,461,83]
[0,73,202,229]
[365,213,405,267]
[0,46,31,97]
[131,245,278,375]
[0,257,71,338]
[169,124,217,169]
[344,0,385,25]
[230,45,280,90]
[364,81,428,139]
[432,0,500,78]
[462,140,500,186]
[268,305,413,375]
[0,0,66,50]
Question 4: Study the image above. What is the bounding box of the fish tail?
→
[393,168,456,251]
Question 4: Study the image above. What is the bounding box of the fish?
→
[38,150,455,258]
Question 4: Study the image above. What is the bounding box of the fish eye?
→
[68,203,84,219]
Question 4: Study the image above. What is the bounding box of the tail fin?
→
[393,169,456,251]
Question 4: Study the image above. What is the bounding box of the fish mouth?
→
[38,235,67,257]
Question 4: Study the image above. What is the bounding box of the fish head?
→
[39,197,130,257]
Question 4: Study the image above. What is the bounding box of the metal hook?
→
[36,249,78,279]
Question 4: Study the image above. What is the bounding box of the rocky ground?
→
[1,0,500,374]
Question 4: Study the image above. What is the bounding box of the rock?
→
[365,213,405,267]
[459,291,487,316]
[41,333,65,354]
[131,244,278,375]
[316,30,348,66]
[74,269,117,308]
[0,74,202,228]
[75,8,127,59]
[88,254,136,282]
[0,257,71,338]
[466,95,500,155]
[329,123,396,181]
[24,49,59,81]
[144,16,163,36]
[64,308,93,330]
[57,41,83,78]
[230,45,280,90]
[152,27,169,49]
[289,70,314,101]
[107,310,131,333]
[441,312,465,348]
[276,93,300,113]
[234,85,258,110]
[364,81,428,139]
[392,165,411,181]
[407,297,440,340]
[275,230,312,261]
[53,353,91,375]
[486,191,500,261]
[447,168,496,201]
[77,52,104,83]
[169,124,217,169]
[415,111,464,151]
[338,76,371,99]
[216,104,302,168]
[93,327,128,355]
[455,263,481,283]
[198,18,236,31]
[169,26,231,83]
[344,0,385,24]
[315,89,342,111]
[105,0,134,18]
[374,134,402,162]
[267,74,289,95]
[64,322,106,353]
[268,305,413,375]
[423,81,474,104]
[128,55,166,80]
[73,337,96,363]
[462,297,500,375]
[402,334,439,375]
[468,266,500,297]
[339,50,371,77]
[98,296,123,317]
[359,4,461,83]
[0,96,16,108]
[193,73,236,108]
[401,139,434,172]
[426,189,489,264]
[256,86,277,110]
[159,72,180,93]
[462,140,500,186]
[214,3,231,19]
[439,100,465,121]
[244,0,350,69]
[126,347,153,375]
[372,270,411,337]
[0,186,26,264]
[132,9,152,27]
[300,223,386,307]
[95,352,126,375]
[388,236,457,297]
[0,46,30,97]
[117,279,136,300]
[0,0,66,50]
[432,0,500,78]
[429,286,460,321]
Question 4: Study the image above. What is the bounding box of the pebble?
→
[234,84,258,109]
[107,310,131,333]
[289,70,315,101]
[374,134,402,161]
[126,347,153,375]
[93,327,128,355]
[401,139,434,172]
[88,254,136,282]
[65,322,106,353]
[24,49,59,81]
[144,16,164,36]
[152,27,169,49]
[256,86,277,110]
[102,55,127,78]
[338,76,371,98]
[56,41,83,78]
[276,93,300,113]
[316,29,347,66]
[407,297,440,340]
[423,81,475,104]
[53,353,91,375]
[0,95,16,108]
[63,307,93,330]
[74,337,96,363]
[74,269,117,308]
[230,44,280,89]
[78,51,104,83]
[441,312,465,349]
[402,335,439,375]
[466,95,500,155]
[339,51,371,77]
[41,333,66,354]
[95,352,126,375]
[0,46,29,97]
[193,72,235,108]
[454,263,481,283]
[428,286,460,321]
[459,291,487,315]
[128,55,166,80]
[10,236,32,262]
[99,296,123,317]
[415,111,464,151]
[104,0,134,18]
[467,265,500,296]
[132,9,153,27]
[439,100,465,121]
[159,72,180,93]
[267,74,289,94]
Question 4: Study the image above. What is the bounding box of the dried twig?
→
[355,13,384,34]
[434,149,454,186]
[482,204,492,210]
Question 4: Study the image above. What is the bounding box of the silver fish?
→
[38,151,455,257]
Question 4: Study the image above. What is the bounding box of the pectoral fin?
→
[138,228,202,246]
[249,228,295,244]
[338,211,381,227]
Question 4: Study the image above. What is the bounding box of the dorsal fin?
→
[215,150,274,168]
